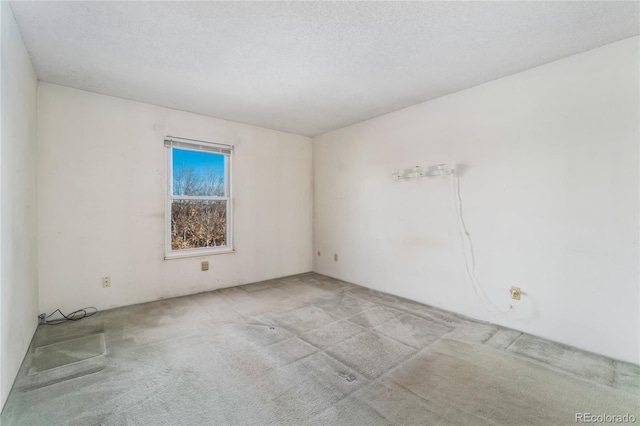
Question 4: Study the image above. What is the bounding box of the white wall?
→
[0,2,39,410]
[38,83,312,314]
[313,37,639,364]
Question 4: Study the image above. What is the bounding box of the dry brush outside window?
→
[165,137,233,258]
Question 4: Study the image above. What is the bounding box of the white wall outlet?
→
[102,276,111,288]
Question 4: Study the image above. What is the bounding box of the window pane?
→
[172,148,225,196]
[171,200,227,250]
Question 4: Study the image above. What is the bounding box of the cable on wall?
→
[391,162,511,316]
[453,174,512,317]
[38,307,98,325]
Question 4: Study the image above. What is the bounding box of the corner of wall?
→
[0,0,40,411]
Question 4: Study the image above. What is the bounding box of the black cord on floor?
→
[43,307,98,325]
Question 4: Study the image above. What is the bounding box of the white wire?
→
[453,174,512,316]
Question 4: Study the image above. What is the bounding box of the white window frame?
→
[164,136,234,259]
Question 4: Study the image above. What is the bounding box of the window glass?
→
[172,148,225,197]
[165,139,232,257]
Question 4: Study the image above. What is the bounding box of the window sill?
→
[164,248,235,260]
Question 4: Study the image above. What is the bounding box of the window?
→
[165,137,233,258]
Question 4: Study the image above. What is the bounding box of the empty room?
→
[1,1,638,424]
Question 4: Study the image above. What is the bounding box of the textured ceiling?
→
[9,1,640,137]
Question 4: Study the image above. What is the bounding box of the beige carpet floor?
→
[1,272,638,425]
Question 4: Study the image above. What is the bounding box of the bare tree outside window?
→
[166,142,231,255]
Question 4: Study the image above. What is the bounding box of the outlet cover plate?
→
[510,286,521,300]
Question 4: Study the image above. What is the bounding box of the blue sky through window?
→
[172,148,225,195]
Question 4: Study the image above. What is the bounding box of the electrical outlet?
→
[201,261,209,271]
[102,276,111,288]
[510,286,521,300]
[334,253,339,262]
